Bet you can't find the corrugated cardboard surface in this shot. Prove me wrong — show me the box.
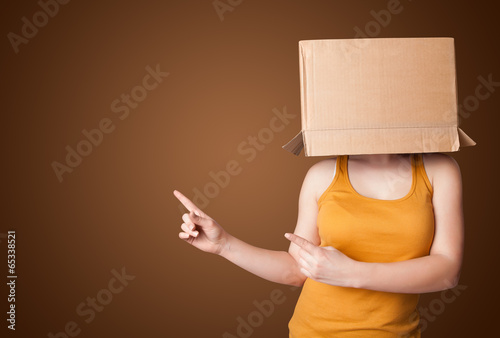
[283,37,476,156]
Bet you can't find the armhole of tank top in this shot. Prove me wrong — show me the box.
[418,153,434,197]
[317,156,341,205]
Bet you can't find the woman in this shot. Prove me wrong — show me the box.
[174,152,464,337]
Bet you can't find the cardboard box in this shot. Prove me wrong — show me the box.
[282,37,476,156]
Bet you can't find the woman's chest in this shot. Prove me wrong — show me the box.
[317,197,435,262]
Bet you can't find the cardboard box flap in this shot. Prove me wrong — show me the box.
[282,130,304,156]
[458,127,476,147]
[283,126,476,156]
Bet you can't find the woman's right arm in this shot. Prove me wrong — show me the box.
[174,160,329,287]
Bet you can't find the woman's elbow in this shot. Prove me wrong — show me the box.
[283,265,307,287]
[446,269,462,289]
[289,275,307,287]
[439,257,462,290]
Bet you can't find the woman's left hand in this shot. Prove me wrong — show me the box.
[285,233,359,288]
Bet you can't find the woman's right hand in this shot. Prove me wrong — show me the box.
[173,190,228,255]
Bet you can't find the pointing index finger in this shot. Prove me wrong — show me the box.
[285,233,317,253]
[173,190,203,217]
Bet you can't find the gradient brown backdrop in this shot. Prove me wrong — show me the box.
[1,0,498,337]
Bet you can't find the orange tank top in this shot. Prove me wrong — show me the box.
[288,153,435,337]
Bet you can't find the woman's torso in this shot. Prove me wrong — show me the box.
[288,153,435,337]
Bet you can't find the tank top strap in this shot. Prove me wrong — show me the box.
[318,156,348,204]
[414,153,434,196]
[337,155,349,185]
[339,154,348,174]
[337,155,350,184]
[325,155,361,192]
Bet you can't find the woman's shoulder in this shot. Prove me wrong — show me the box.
[306,157,339,177]
[421,153,461,188]
[303,157,339,200]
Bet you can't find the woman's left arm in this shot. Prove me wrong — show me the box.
[285,154,465,294]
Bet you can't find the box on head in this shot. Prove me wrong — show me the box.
[282,37,476,156]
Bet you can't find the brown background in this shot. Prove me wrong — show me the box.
[1,0,498,337]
